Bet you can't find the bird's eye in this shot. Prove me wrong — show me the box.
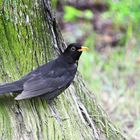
[71,47,76,51]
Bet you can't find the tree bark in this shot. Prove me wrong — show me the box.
[0,0,125,140]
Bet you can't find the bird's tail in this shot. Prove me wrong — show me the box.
[0,82,22,94]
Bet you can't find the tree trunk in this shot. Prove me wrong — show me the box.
[0,0,125,139]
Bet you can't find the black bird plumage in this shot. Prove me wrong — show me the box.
[0,43,88,100]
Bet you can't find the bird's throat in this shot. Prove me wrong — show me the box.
[63,55,78,64]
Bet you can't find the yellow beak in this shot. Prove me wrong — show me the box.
[77,46,88,52]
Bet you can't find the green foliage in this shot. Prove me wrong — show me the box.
[51,0,58,9]
[64,6,93,21]
[104,0,140,27]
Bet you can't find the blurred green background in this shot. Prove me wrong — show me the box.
[53,0,140,139]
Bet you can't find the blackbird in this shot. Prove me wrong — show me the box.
[0,43,88,100]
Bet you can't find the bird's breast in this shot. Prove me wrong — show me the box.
[67,63,77,75]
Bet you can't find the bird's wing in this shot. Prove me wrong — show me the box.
[15,72,74,100]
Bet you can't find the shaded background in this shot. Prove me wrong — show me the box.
[52,0,140,139]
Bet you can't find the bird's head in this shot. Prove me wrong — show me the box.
[63,43,88,63]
